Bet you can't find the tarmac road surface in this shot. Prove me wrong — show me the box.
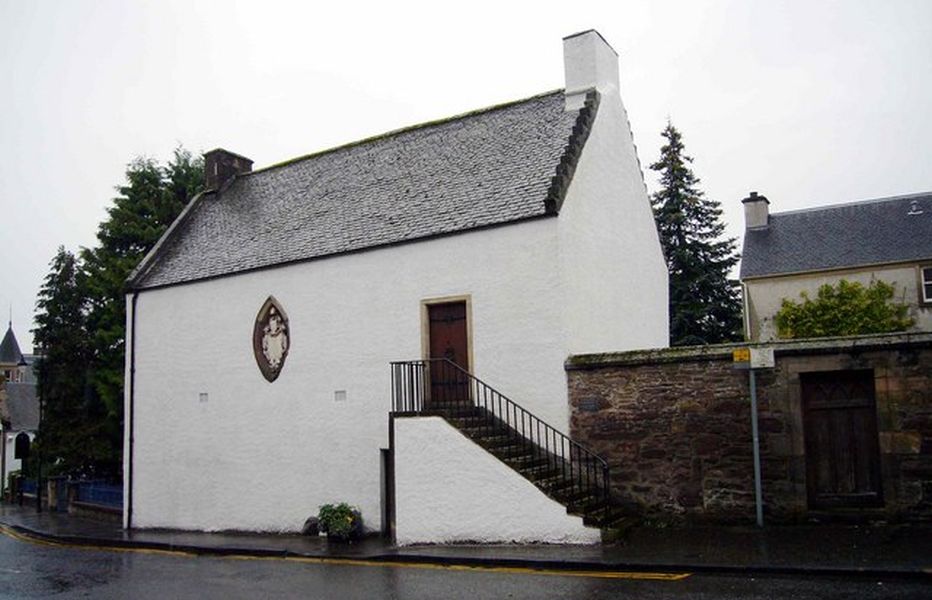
[1,532,930,599]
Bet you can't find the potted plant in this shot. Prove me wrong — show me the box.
[317,503,364,542]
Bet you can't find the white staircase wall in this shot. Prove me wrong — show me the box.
[393,416,601,545]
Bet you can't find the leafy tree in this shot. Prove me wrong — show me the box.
[775,279,914,339]
[650,122,742,345]
[32,247,100,474]
[79,148,203,475]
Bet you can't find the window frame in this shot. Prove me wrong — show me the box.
[920,265,932,305]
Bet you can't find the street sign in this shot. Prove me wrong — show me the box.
[733,347,774,370]
[733,348,751,369]
[750,347,775,369]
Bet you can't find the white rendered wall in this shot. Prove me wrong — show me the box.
[557,87,669,355]
[128,218,573,532]
[744,264,932,341]
[393,417,600,545]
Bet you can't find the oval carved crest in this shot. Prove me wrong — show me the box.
[253,296,290,382]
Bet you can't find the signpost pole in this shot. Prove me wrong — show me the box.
[749,369,764,527]
[733,346,770,528]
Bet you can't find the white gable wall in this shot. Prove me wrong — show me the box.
[128,217,572,532]
[557,92,669,354]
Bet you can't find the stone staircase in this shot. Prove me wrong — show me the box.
[424,399,632,534]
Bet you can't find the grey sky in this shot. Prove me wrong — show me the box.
[2,0,930,351]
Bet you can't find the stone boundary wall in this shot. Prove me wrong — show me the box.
[566,332,932,524]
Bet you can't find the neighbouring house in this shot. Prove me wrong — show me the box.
[124,31,667,543]
[0,322,39,494]
[0,382,39,493]
[740,191,932,342]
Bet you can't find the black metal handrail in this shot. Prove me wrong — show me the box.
[390,359,610,509]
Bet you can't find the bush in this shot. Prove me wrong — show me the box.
[775,279,914,339]
[317,503,363,541]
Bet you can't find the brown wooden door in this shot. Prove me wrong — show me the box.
[801,369,882,509]
[427,301,469,406]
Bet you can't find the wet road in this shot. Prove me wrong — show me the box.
[0,533,929,599]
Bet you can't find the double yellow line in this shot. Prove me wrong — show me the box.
[0,524,690,581]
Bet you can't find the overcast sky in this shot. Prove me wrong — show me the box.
[2,0,930,351]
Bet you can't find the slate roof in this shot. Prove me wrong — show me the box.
[131,90,598,290]
[0,324,23,365]
[4,383,38,431]
[741,192,932,279]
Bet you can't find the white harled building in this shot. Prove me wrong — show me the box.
[124,31,667,544]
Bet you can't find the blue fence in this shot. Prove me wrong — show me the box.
[20,479,37,495]
[74,481,123,508]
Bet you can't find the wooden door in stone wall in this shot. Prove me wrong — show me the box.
[427,301,469,406]
[801,369,882,509]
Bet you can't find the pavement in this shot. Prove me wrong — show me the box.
[1,504,931,580]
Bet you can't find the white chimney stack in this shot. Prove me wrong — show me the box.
[742,191,770,229]
[563,30,619,110]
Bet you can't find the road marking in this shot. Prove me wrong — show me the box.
[227,554,691,580]
[0,525,690,581]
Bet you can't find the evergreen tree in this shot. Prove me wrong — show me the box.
[650,122,742,345]
[79,147,203,474]
[32,247,99,474]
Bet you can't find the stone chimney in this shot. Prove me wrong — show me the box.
[563,30,619,111]
[204,148,253,190]
[742,191,770,229]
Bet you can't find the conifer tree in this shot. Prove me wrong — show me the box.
[32,247,99,474]
[79,148,203,474]
[650,122,742,345]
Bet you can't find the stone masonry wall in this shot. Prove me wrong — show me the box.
[566,333,932,524]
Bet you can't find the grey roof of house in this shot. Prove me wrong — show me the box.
[130,90,598,290]
[0,325,23,365]
[740,192,932,279]
[4,383,38,431]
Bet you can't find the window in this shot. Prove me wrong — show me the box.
[923,266,932,304]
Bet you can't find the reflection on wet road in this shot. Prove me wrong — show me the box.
[0,530,926,599]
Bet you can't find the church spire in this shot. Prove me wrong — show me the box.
[0,320,23,365]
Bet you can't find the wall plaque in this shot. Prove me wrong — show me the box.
[253,296,290,382]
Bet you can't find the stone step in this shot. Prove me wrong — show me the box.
[460,424,511,440]
[534,474,581,495]
[503,453,551,470]
[447,415,497,429]
[471,434,516,451]
[486,443,538,461]
[567,495,606,515]
[579,504,613,524]
[588,508,635,532]
[477,433,526,450]
[520,464,568,481]
[426,404,484,418]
